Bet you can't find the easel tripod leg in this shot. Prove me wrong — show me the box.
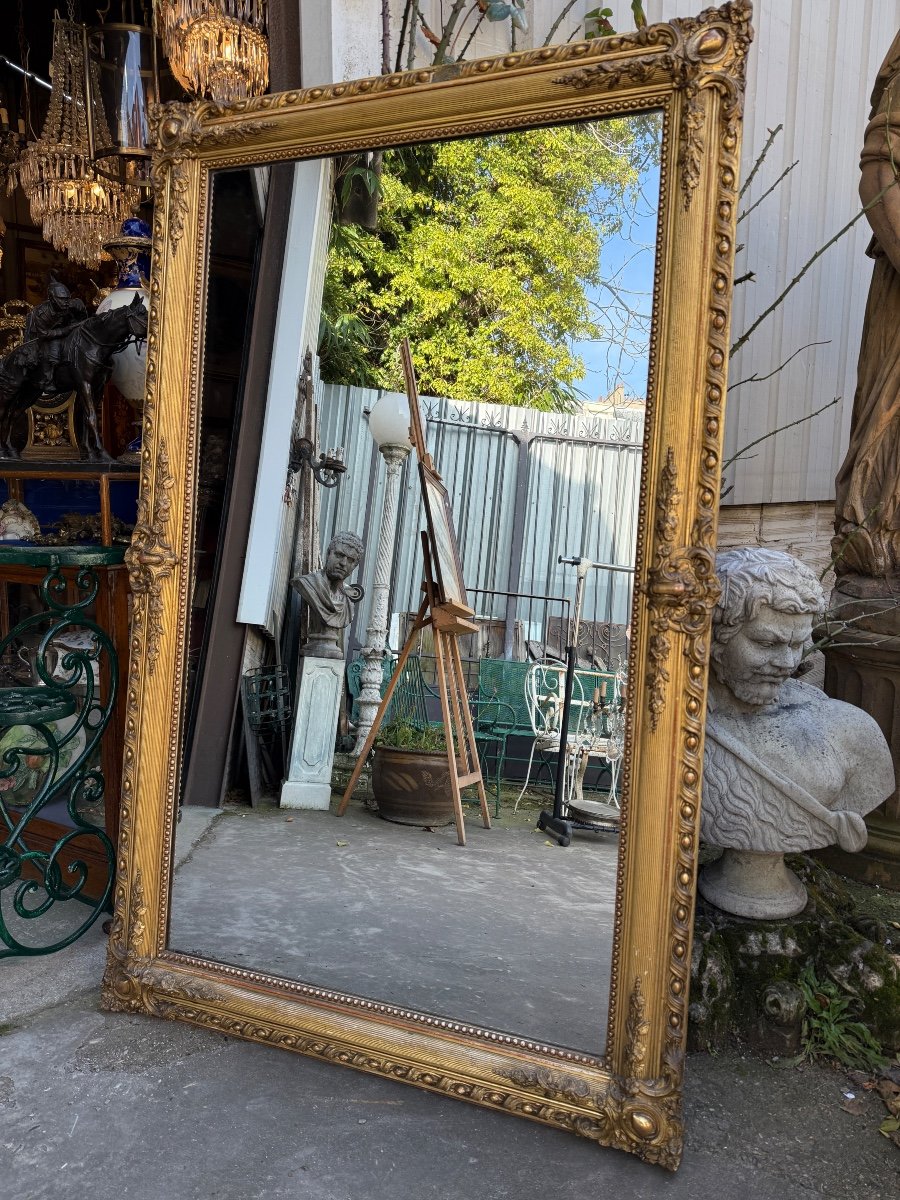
[433,628,467,846]
[449,634,490,829]
[337,603,427,816]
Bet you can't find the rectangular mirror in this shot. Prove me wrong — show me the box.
[102,3,751,1172]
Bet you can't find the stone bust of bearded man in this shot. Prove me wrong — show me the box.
[698,547,894,919]
[293,531,364,660]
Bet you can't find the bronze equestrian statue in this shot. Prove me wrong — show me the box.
[0,279,148,461]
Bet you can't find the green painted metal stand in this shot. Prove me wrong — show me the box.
[0,545,121,957]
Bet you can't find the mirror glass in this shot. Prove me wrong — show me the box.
[167,111,662,1057]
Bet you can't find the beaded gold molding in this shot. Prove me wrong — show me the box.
[105,2,751,1173]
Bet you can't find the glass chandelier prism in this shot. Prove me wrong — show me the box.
[16,18,139,268]
[155,0,269,104]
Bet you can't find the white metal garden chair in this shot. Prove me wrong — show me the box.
[513,663,587,812]
[568,666,626,819]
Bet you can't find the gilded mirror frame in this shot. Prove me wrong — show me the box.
[102,2,751,1171]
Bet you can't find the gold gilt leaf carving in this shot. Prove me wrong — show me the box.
[624,976,651,1079]
[554,0,752,207]
[101,868,152,1013]
[645,448,720,731]
[150,102,276,252]
[501,1062,680,1166]
[125,439,177,675]
[144,1000,643,1157]
[102,869,225,1013]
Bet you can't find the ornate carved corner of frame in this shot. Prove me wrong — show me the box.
[148,100,276,252]
[552,0,752,208]
[499,979,682,1169]
[101,867,225,1017]
[124,438,178,675]
[645,449,721,732]
[100,869,155,1014]
[614,976,683,1170]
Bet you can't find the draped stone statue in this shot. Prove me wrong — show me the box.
[827,29,900,884]
[833,30,900,579]
[699,549,894,919]
[293,531,364,660]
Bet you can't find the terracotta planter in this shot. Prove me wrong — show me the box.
[371,745,454,827]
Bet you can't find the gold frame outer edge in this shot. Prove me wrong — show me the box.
[102,2,752,1172]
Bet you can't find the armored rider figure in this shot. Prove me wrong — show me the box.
[24,277,88,346]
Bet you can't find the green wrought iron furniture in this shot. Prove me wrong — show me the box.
[348,652,516,815]
[467,692,517,815]
[0,545,121,957]
[346,654,395,724]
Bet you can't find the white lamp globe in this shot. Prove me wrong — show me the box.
[367,391,412,450]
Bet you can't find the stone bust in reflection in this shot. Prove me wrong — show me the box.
[699,548,894,919]
[293,532,365,660]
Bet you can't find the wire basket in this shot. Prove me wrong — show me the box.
[241,665,292,738]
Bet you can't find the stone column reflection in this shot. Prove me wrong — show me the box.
[354,442,410,753]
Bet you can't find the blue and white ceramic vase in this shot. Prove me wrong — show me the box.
[96,217,151,462]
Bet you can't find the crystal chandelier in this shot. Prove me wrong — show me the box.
[16,18,139,268]
[155,1,269,103]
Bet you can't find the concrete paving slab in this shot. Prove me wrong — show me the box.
[0,915,107,1024]
[168,804,619,1054]
[173,804,224,870]
[0,974,896,1200]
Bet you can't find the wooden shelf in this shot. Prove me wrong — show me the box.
[0,460,139,480]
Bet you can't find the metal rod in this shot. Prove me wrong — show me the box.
[558,555,635,575]
[504,434,531,659]
[0,54,52,91]
[552,644,577,822]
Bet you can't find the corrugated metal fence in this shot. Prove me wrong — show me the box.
[317,384,643,661]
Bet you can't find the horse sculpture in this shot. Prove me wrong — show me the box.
[0,293,148,461]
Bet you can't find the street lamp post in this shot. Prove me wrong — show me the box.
[353,392,412,754]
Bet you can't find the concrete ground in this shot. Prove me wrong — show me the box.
[168,803,618,1052]
[1,925,898,1200]
[2,803,898,1198]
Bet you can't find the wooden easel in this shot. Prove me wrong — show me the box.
[337,535,491,845]
[338,339,491,845]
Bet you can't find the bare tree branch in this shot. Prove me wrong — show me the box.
[727,339,831,392]
[737,160,798,224]
[458,7,487,60]
[395,0,414,72]
[381,0,391,74]
[739,123,783,199]
[407,3,422,69]
[432,0,469,63]
[730,180,899,356]
[543,0,580,46]
[721,396,840,472]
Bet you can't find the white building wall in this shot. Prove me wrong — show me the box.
[612,0,900,505]
[236,158,331,627]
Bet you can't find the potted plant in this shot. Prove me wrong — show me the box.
[371,721,455,827]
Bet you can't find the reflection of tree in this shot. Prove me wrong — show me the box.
[320,120,659,412]
[581,120,660,394]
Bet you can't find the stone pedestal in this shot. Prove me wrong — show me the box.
[690,856,900,1057]
[280,657,343,810]
[698,849,808,919]
[821,577,900,888]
